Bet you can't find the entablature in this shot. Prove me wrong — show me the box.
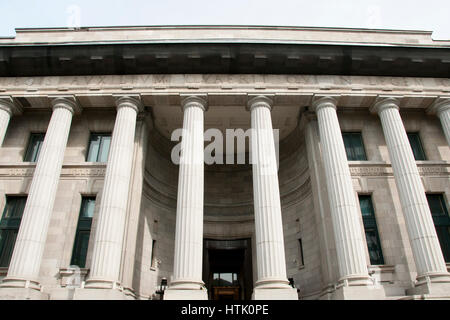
[2,74,449,141]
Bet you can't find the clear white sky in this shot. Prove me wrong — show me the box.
[1,0,449,39]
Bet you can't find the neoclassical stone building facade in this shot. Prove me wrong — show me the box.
[0,26,448,300]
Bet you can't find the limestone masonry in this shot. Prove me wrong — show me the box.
[0,26,448,300]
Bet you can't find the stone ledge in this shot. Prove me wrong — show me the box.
[0,287,49,300]
[163,288,208,300]
[349,161,450,177]
[0,163,107,178]
[58,267,89,288]
[368,265,396,285]
[0,267,7,283]
[252,287,298,300]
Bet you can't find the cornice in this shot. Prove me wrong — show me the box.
[0,75,447,113]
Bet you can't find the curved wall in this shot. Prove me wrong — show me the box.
[136,124,320,298]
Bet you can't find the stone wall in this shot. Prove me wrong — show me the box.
[0,103,448,299]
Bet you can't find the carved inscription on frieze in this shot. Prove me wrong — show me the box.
[0,75,448,91]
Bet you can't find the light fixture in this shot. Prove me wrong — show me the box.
[155,277,168,300]
[288,277,295,288]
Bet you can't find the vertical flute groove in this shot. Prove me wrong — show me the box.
[375,100,448,278]
[4,103,74,286]
[87,100,138,287]
[171,99,205,289]
[313,98,370,283]
[0,107,11,147]
[250,99,290,288]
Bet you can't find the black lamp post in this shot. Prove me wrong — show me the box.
[288,277,301,294]
[288,277,295,288]
[155,277,168,300]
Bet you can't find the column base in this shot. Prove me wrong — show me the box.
[163,288,208,300]
[0,277,41,290]
[71,287,133,300]
[0,287,48,300]
[337,274,375,287]
[327,275,386,299]
[49,288,77,300]
[331,285,386,300]
[406,273,450,298]
[252,287,298,300]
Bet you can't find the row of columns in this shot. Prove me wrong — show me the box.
[0,93,449,297]
[312,97,372,286]
[373,98,449,284]
[0,95,142,294]
[312,96,450,290]
[169,97,206,294]
[2,97,80,290]
[165,95,296,299]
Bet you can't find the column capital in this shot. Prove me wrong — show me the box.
[114,95,143,113]
[310,95,339,112]
[370,96,401,114]
[50,96,82,115]
[427,97,450,116]
[246,95,273,112]
[0,96,23,116]
[181,95,208,112]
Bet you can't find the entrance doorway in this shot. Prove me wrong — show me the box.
[203,239,253,300]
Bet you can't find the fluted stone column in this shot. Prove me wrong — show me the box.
[164,96,207,300]
[0,97,22,147]
[372,98,450,290]
[312,97,372,287]
[85,96,142,292]
[248,96,297,300]
[1,97,79,292]
[429,98,450,146]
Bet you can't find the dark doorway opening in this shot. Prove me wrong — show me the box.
[203,239,253,300]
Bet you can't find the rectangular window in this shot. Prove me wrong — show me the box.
[0,196,26,267]
[407,132,426,161]
[358,195,385,265]
[70,197,95,268]
[150,239,156,268]
[24,133,45,162]
[426,194,450,262]
[342,132,367,161]
[86,133,112,162]
[298,238,304,267]
[212,272,238,287]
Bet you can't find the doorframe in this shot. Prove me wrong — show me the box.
[203,238,253,300]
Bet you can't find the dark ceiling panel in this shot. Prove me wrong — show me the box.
[0,43,449,77]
